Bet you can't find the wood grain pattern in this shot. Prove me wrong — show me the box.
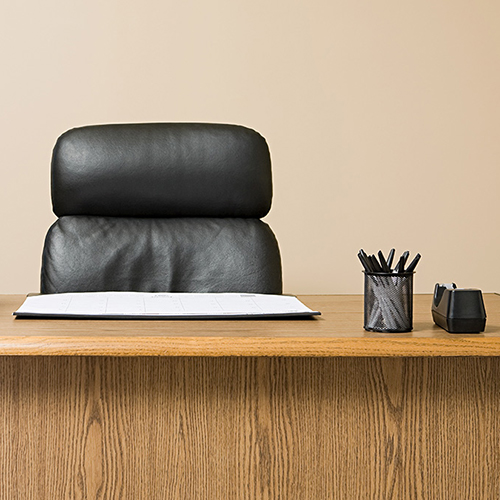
[1,356,499,499]
[1,294,500,356]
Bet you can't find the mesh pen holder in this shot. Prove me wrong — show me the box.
[364,272,414,333]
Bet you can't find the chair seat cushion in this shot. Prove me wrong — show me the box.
[41,216,282,294]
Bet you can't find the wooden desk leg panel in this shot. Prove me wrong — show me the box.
[0,357,499,499]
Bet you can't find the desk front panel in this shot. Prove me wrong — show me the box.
[1,356,499,499]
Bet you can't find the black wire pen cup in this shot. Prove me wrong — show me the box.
[364,272,414,332]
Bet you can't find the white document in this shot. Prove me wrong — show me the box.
[13,292,320,319]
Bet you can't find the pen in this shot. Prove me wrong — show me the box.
[394,255,405,273]
[405,253,421,273]
[386,248,396,270]
[359,249,370,263]
[359,249,376,272]
[357,252,372,272]
[378,250,390,273]
[369,255,383,273]
[400,251,410,270]
[358,249,373,271]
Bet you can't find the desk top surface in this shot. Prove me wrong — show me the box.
[1,294,500,356]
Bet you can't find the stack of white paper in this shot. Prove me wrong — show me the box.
[14,292,321,319]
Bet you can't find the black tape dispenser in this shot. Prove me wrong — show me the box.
[432,283,486,333]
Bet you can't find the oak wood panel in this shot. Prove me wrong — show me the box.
[1,356,499,499]
[1,294,500,356]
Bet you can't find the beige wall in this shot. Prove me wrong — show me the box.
[1,1,499,295]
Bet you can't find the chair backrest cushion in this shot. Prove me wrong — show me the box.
[51,123,273,218]
[41,216,282,294]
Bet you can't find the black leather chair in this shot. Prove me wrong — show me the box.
[40,123,282,294]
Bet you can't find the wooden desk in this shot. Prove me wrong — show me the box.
[1,294,500,498]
